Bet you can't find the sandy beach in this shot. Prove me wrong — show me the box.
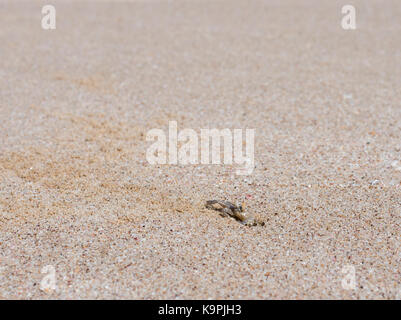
[0,0,400,299]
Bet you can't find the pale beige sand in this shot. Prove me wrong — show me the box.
[0,0,400,299]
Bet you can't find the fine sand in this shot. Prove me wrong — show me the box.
[0,0,400,299]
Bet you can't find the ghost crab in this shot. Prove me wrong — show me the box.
[205,200,265,227]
